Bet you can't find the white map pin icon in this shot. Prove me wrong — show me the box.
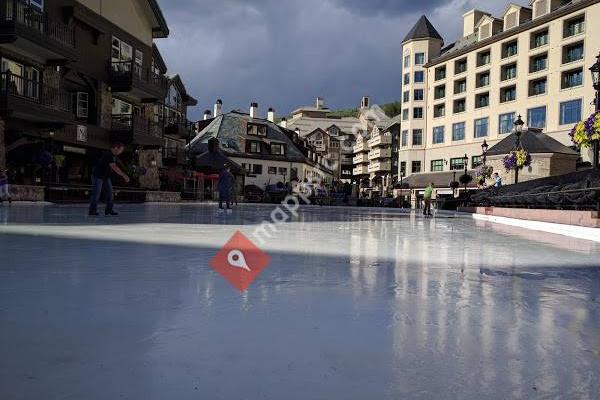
[227,250,251,272]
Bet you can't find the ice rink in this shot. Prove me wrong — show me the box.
[0,204,599,399]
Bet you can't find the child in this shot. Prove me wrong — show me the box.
[0,168,12,204]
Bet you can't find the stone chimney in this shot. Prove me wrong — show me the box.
[250,102,258,119]
[267,107,276,122]
[280,117,287,129]
[361,96,370,109]
[316,97,324,110]
[203,110,212,120]
[214,99,223,116]
[295,127,301,137]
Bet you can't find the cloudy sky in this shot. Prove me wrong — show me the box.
[156,0,526,120]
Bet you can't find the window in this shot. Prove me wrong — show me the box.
[111,36,132,71]
[271,143,285,155]
[403,91,410,102]
[528,106,546,128]
[402,109,409,120]
[502,40,518,58]
[453,98,466,114]
[452,122,465,141]
[561,68,583,89]
[411,161,421,173]
[559,99,582,125]
[564,15,585,38]
[404,54,411,68]
[499,112,516,134]
[415,53,425,65]
[413,107,423,119]
[76,92,89,118]
[247,123,267,136]
[476,71,490,88]
[455,58,467,74]
[431,160,444,172]
[529,77,547,96]
[530,53,547,73]
[248,141,261,153]
[401,130,408,147]
[450,158,465,171]
[531,29,549,48]
[474,117,489,138]
[434,85,446,100]
[134,49,143,78]
[412,129,423,146]
[400,162,407,175]
[505,12,517,30]
[414,89,424,101]
[563,41,584,64]
[475,92,489,108]
[251,164,263,175]
[111,98,132,119]
[500,86,516,103]
[477,50,491,67]
[501,63,517,81]
[278,167,288,176]
[432,126,445,144]
[268,166,277,174]
[454,79,467,94]
[403,73,410,85]
[434,104,445,118]
[471,156,483,168]
[414,71,424,83]
[435,66,446,80]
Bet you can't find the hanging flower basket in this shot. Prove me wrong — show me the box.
[449,181,460,190]
[459,173,473,185]
[475,165,493,184]
[569,112,600,148]
[502,149,531,171]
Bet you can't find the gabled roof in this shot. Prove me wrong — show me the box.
[168,74,198,106]
[487,129,579,156]
[402,15,443,43]
[152,43,167,74]
[147,0,169,38]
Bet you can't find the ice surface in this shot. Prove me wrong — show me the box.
[0,204,599,399]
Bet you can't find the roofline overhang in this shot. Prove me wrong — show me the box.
[147,0,170,38]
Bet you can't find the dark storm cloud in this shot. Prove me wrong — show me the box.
[155,0,517,120]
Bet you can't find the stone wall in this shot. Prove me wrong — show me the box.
[98,83,112,130]
[137,149,160,189]
[145,191,182,202]
[6,185,46,201]
[488,153,578,185]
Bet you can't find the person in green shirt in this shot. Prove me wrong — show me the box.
[423,182,434,216]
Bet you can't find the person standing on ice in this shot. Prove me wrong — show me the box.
[88,142,130,216]
[423,182,434,216]
[0,168,12,204]
[218,164,234,213]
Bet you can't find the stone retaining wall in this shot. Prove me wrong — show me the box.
[145,191,182,203]
[6,185,46,202]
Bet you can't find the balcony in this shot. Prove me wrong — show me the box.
[164,119,191,139]
[353,153,369,164]
[353,165,369,176]
[111,114,163,148]
[368,135,392,147]
[368,161,392,173]
[0,0,77,62]
[368,148,392,160]
[0,72,74,123]
[353,141,369,153]
[109,61,168,102]
[162,147,187,166]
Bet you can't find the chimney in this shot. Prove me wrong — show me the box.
[213,99,223,116]
[316,97,324,110]
[463,9,489,37]
[250,102,258,119]
[203,110,212,120]
[295,127,301,137]
[279,117,287,129]
[267,107,275,122]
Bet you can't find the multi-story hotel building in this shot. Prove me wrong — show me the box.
[399,0,600,182]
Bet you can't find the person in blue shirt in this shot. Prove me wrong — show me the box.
[492,172,503,188]
[89,143,130,216]
[0,168,12,204]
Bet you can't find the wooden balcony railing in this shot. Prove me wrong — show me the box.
[1,71,73,113]
[0,0,75,48]
[109,61,168,95]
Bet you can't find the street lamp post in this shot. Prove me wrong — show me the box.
[462,153,469,192]
[481,140,489,165]
[513,114,525,184]
[590,52,600,168]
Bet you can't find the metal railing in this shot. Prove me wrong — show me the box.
[110,61,167,92]
[0,72,73,112]
[0,0,75,47]
[473,186,600,211]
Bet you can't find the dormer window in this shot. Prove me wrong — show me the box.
[247,123,267,136]
[247,141,261,153]
[270,143,285,155]
[504,12,517,30]
[479,23,491,40]
[533,0,549,19]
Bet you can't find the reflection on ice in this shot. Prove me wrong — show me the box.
[0,204,599,399]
